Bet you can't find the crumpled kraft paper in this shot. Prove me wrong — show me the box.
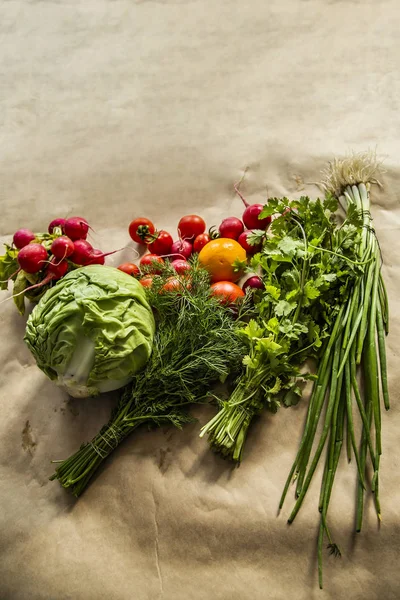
[0,1,399,599]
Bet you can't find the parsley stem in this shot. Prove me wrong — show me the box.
[308,245,373,267]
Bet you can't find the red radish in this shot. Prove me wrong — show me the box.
[171,259,191,274]
[242,203,271,230]
[17,244,48,274]
[242,275,263,292]
[13,229,36,250]
[64,217,89,241]
[71,240,93,265]
[50,236,75,259]
[238,230,262,254]
[47,258,69,279]
[177,215,206,240]
[140,253,164,274]
[87,249,105,265]
[85,247,125,266]
[218,217,244,240]
[193,233,211,253]
[234,180,272,230]
[48,218,66,234]
[118,262,140,276]
[170,239,192,259]
[147,230,173,256]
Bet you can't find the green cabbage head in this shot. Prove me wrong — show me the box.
[24,265,155,398]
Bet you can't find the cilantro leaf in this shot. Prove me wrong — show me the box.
[265,285,280,300]
[275,300,296,317]
[278,236,302,257]
[266,317,279,335]
[246,229,266,247]
[304,280,320,300]
[323,193,339,212]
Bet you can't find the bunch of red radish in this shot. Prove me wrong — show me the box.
[11,217,111,294]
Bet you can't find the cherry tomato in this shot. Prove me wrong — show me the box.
[193,233,211,253]
[118,262,140,277]
[129,218,155,244]
[238,230,262,254]
[162,276,184,293]
[218,217,244,240]
[140,275,155,288]
[211,281,245,304]
[178,215,206,240]
[147,230,173,255]
[171,259,191,274]
[140,253,164,274]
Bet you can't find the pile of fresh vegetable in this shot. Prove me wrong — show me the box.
[0,152,390,588]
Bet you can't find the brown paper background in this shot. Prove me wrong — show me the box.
[1,1,399,599]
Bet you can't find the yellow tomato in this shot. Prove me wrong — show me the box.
[198,238,246,282]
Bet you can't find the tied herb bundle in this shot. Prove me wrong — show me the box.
[200,193,364,461]
[50,265,247,496]
[279,152,389,587]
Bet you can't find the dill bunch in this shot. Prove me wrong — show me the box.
[50,264,247,496]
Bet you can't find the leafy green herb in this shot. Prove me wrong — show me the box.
[201,194,364,462]
[50,264,247,496]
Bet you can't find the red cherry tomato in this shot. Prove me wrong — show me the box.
[162,276,184,293]
[238,230,262,254]
[118,262,140,277]
[218,217,244,240]
[140,253,164,273]
[140,275,154,288]
[147,230,173,255]
[193,233,211,253]
[129,218,156,244]
[178,215,206,240]
[210,281,245,304]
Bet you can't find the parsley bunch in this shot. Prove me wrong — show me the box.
[201,194,364,461]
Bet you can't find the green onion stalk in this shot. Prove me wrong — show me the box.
[279,152,390,588]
